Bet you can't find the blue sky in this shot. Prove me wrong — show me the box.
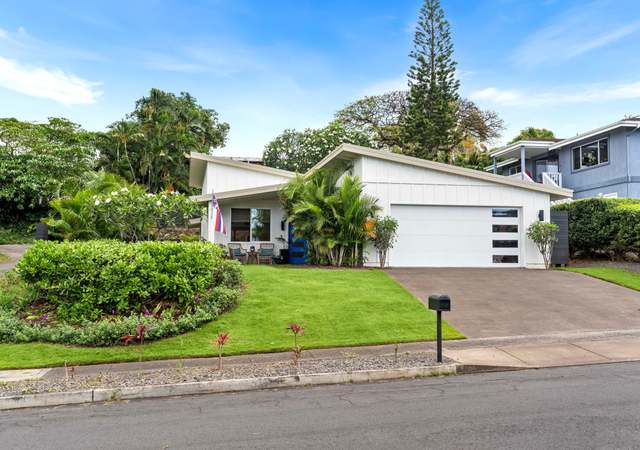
[1,0,639,156]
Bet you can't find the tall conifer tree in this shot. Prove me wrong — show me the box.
[403,0,460,159]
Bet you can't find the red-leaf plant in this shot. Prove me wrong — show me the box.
[287,323,305,370]
[212,332,230,371]
[120,323,146,346]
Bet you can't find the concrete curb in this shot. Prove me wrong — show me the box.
[0,363,457,411]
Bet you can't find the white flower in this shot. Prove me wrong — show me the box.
[146,193,154,197]
[111,191,118,196]
[92,195,97,199]
[156,200,162,206]
[120,187,128,192]
[95,199,101,206]
[105,198,112,204]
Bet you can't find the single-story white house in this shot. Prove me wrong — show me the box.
[189,144,573,268]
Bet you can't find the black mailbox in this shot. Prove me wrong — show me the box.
[428,294,451,312]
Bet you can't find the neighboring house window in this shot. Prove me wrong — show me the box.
[572,138,609,170]
[231,208,271,242]
[507,166,520,175]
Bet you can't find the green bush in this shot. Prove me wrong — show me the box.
[16,240,241,323]
[553,198,640,258]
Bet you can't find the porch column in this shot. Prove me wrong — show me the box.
[520,145,525,180]
[493,157,497,174]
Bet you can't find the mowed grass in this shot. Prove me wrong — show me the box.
[563,267,640,292]
[0,265,463,369]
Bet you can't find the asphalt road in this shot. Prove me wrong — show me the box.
[3,363,640,449]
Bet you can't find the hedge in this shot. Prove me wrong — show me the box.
[552,198,640,258]
[16,240,242,323]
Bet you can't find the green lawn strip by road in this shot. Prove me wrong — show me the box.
[0,265,463,369]
[562,267,640,292]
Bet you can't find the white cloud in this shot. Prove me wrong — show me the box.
[470,80,640,107]
[0,56,101,105]
[0,26,104,62]
[514,3,640,66]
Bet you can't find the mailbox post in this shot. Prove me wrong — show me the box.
[428,294,451,363]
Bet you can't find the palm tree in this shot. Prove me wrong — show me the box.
[282,169,379,267]
[109,120,142,182]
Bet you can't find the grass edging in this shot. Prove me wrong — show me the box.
[561,267,640,292]
[0,363,458,411]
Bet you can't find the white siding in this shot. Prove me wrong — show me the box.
[358,156,549,268]
[204,163,291,195]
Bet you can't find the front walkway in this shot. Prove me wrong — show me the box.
[0,244,29,272]
[386,268,640,338]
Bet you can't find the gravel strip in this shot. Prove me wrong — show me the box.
[0,352,450,397]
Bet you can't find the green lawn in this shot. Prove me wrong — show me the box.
[0,265,463,369]
[563,267,640,291]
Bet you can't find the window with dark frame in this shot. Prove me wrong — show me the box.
[231,208,271,242]
[493,255,518,264]
[493,240,518,248]
[572,138,609,171]
[492,208,518,218]
[492,224,518,233]
[231,208,251,242]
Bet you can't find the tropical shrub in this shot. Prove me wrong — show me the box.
[16,240,241,323]
[369,216,399,268]
[526,221,559,269]
[45,177,203,241]
[552,198,640,258]
[281,169,380,266]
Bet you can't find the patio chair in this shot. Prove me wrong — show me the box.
[228,243,247,264]
[258,243,275,264]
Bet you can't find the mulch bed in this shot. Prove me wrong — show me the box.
[0,352,450,397]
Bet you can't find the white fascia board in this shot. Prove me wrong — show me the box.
[483,158,518,172]
[489,141,553,158]
[549,120,640,150]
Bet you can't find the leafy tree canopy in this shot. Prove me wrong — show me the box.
[0,117,96,223]
[263,120,371,173]
[97,89,229,193]
[509,127,556,144]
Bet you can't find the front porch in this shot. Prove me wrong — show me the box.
[485,140,563,188]
[192,184,289,262]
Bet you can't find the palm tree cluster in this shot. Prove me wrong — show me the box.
[281,169,380,267]
[97,89,229,193]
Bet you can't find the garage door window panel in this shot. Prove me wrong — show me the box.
[492,208,518,218]
[493,240,518,248]
[493,255,519,264]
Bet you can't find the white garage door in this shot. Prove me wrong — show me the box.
[389,205,522,267]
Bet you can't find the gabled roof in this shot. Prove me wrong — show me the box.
[188,152,295,188]
[549,118,640,150]
[312,144,573,198]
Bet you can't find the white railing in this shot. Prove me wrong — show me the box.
[542,172,562,187]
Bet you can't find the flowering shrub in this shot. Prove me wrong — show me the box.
[46,181,203,242]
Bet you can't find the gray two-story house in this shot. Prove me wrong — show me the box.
[486,117,640,198]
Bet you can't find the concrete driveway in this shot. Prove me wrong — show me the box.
[386,268,640,339]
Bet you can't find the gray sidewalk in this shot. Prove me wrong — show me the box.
[4,329,640,383]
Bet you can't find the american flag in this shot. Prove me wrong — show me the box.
[211,194,226,234]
